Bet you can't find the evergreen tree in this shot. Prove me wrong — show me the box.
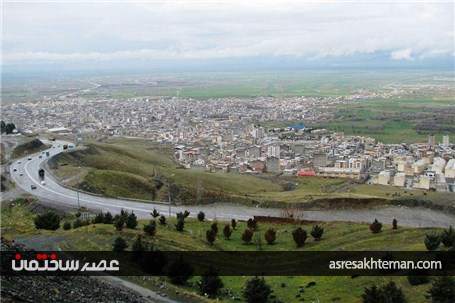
[114,216,125,231]
[175,217,185,231]
[369,219,382,234]
[198,267,224,298]
[34,211,61,231]
[103,212,114,224]
[242,276,272,303]
[159,215,166,225]
[132,235,149,258]
[392,218,398,230]
[112,236,128,251]
[0,120,5,133]
[264,228,276,245]
[223,224,232,240]
[197,211,205,221]
[73,218,83,229]
[292,227,308,247]
[247,218,258,231]
[441,225,455,248]
[362,285,384,303]
[381,281,407,303]
[168,257,194,285]
[407,268,429,286]
[427,276,455,303]
[143,220,157,236]
[92,212,104,224]
[242,228,254,244]
[310,225,324,241]
[63,221,72,230]
[151,208,160,218]
[211,221,218,235]
[206,229,216,245]
[231,219,237,230]
[424,233,441,251]
[126,212,138,229]
[183,210,190,218]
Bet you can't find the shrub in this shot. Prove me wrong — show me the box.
[310,225,324,241]
[126,212,138,229]
[264,228,276,245]
[247,218,258,231]
[427,276,455,303]
[143,220,157,236]
[132,235,149,254]
[441,225,455,248]
[362,281,406,303]
[73,218,83,229]
[223,224,232,240]
[392,218,398,230]
[424,233,441,251]
[407,269,429,286]
[159,215,166,225]
[34,211,61,231]
[175,217,185,232]
[168,257,194,285]
[242,228,254,244]
[114,216,125,231]
[197,211,205,222]
[63,221,72,230]
[211,221,218,235]
[103,212,114,224]
[151,208,160,219]
[112,236,128,252]
[231,219,237,230]
[243,276,272,303]
[92,212,104,224]
[183,210,190,218]
[206,230,216,245]
[369,219,382,234]
[292,227,308,247]
[198,267,224,298]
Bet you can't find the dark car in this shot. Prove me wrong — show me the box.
[30,184,37,190]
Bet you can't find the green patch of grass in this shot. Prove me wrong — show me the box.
[11,138,50,159]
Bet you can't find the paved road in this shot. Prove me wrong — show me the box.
[8,139,455,228]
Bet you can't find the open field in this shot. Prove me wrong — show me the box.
[2,199,451,303]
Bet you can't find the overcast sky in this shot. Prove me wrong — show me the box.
[3,1,454,70]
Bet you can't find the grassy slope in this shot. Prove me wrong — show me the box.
[2,200,448,303]
[11,138,50,159]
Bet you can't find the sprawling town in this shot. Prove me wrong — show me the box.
[3,90,454,193]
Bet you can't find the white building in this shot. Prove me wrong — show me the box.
[267,145,281,158]
[412,159,428,174]
[378,170,391,186]
[393,173,406,187]
[445,159,455,179]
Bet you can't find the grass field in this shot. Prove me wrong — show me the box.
[2,199,451,303]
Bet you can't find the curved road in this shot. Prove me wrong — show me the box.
[8,139,455,228]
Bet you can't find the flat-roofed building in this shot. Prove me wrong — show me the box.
[445,159,455,179]
[378,170,391,186]
[412,159,428,174]
[413,175,430,190]
[393,172,406,187]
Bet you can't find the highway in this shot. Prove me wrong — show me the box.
[8,139,455,227]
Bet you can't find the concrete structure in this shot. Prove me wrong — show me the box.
[316,167,363,180]
[267,145,281,158]
[413,175,430,190]
[435,173,447,192]
[445,159,455,179]
[393,172,406,187]
[428,133,436,149]
[442,135,450,147]
[313,153,328,167]
[431,157,446,174]
[266,157,280,173]
[378,170,391,185]
[412,159,428,174]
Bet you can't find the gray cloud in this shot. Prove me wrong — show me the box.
[3,1,454,64]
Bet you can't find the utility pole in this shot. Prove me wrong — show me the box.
[77,191,80,209]
[168,181,171,217]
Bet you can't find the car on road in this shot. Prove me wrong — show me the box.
[17,160,21,164]
[41,181,46,185]
[30,185,37,190]
[19,172,23,176]
[39,155,42,158]
[13,168,17,172]
[28,157,32,160]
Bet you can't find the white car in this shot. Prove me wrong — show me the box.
[17,160,21,164]
[41,181,46,185]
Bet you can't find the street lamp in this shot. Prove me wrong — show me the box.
[168,174,174,217]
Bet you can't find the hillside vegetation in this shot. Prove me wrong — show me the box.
[12,138,49,159]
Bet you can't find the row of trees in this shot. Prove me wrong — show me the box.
[424,225,455,251]
[0,120,16,134]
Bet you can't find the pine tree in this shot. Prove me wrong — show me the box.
[92,212,105,224]
[198,267,224,298]
[132,235,149,253]
[424,233,441,251]
[206,230,216,245]
[264,228,276,245]
[211,221,218,235]
[362,285,384,303]
[183,210,190,218]
[247,218,258,231]
[223,224,232,240]
[126,212,138,229]
[292,227,308,247]
[369,219,382,234]
[242,228,254,244]
[159,215,166,225]
[441,225,455,248]
[103,212,114,224]
[231,219,237,230]
[392,218,398,230]
[427,276,455,303]
[175,217,185,231]
[151,208,160,219]
[34,211,61,231]
[242,276,272,303]
[310,225,324,241]
[168,257,194,285]
[112,236,128,251]
[143,220,157,236]
[114,216,125,231]
[197,211,205,221]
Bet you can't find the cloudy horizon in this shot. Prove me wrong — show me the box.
[3,1,454,71]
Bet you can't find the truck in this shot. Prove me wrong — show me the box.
[38,168,45,180]
[46,151,50,157]
[63,144,68,150]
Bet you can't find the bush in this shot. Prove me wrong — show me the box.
[103,212,114,224]
[427,276,455,303]
[247,218,258,231]
[243,276,272,303]
[264,228,276,245]
[392,218,398,230]
[168,257,194,285]
[34,211,61,231]
[175,217,185,232]
[114,217,125,231]
[407,269,429,286]
[92,212,104,224]
[197,211,205,222]
[424,233,441,251]
[63,221,72,230]
[126,212,138,229]
[112,236,128,251]
[151,208,160,219]
[143,220,157,236]
[292,227,308,248]
[206,230,216,245]
[183,210,190,218]
[159,215,166,225]
[132,235,149,255]
[73,218,83,229]
[369,219,382,234]
[362,281,406,303]
[211,221,218,235]
[198,267,224,298]
[231,219,237,230]
[441,225,455,248]
[223,224,232,240]
[242,228,254,244]
[310,225,324,241]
